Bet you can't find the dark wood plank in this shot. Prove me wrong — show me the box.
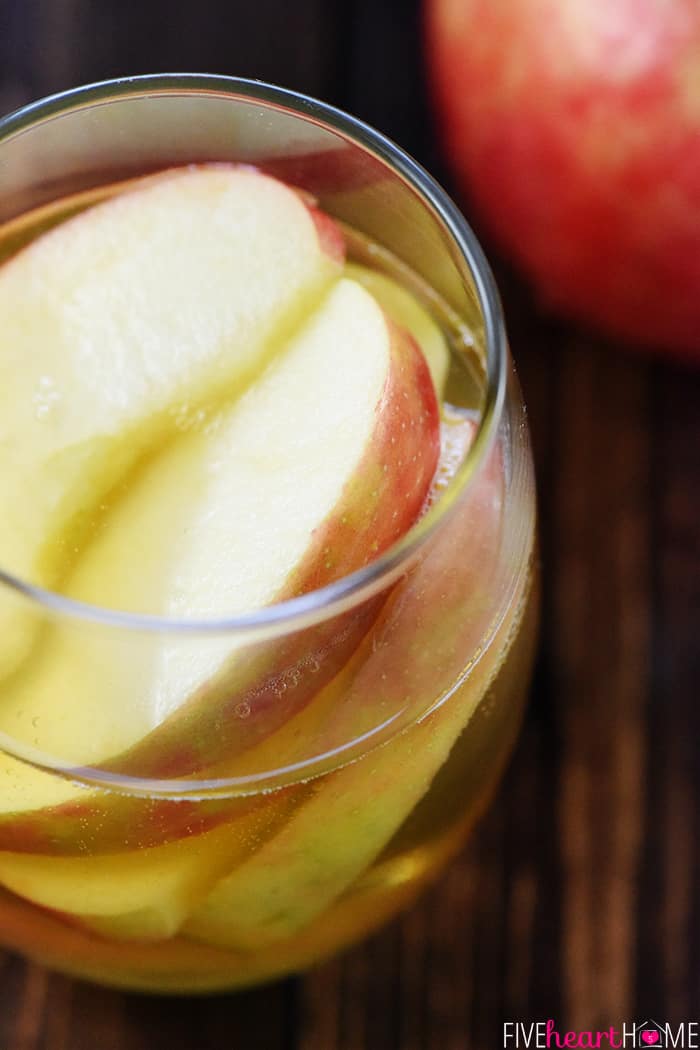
[549,338,652,1028]
[635,359,700,1021]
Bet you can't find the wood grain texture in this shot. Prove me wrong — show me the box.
[0,0,698,1046]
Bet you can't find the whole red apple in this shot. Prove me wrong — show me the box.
[425,0,700,359]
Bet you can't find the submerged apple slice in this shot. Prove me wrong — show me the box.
[0,165,343,677]
[182,419,515,951]
[0,789,298,941]
[0,277,440,851]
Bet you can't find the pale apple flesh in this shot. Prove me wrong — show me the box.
[0,278,439,852]
[0,164,344,678]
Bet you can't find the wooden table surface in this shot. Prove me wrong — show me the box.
[0,1,698,1047]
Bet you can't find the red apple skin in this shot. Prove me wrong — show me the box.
[425,0,700,359]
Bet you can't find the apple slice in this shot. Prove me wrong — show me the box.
[0,885,318,992]
[0,751,266,854]
[182,418,517,950]
[0,164,344,678]
[68,788,301,944]
[0,277,439,852]
[0,789,298,941]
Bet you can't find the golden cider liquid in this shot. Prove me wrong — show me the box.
[0,183,538,992]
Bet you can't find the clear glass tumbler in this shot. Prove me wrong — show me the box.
[0,75,538,992]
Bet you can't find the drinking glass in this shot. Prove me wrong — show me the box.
[0,75,537,992]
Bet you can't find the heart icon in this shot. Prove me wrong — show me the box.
[641,1033,659,1046]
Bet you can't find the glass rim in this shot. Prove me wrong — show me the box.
[0,72,508,641]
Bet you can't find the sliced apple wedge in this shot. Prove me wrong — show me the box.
[0,751,266,854]
[0,164,344,678]
[0,277,439,852]
[182,418,515,951]
[0,788,299,941]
